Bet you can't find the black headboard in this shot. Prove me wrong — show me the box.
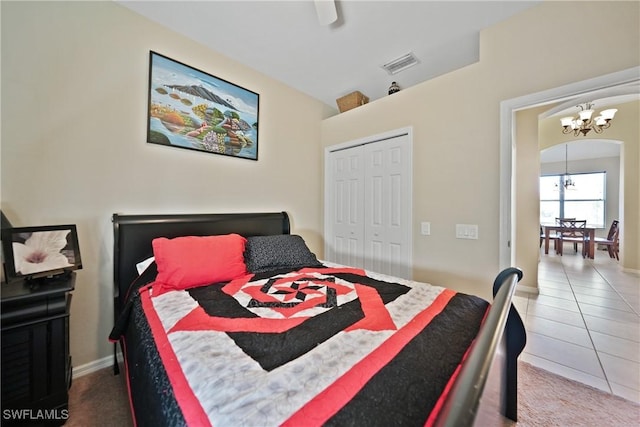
[112,212,290,318]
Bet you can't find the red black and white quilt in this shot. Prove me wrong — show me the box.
[132,265,489,426]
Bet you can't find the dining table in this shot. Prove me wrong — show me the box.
[543,224,597,259]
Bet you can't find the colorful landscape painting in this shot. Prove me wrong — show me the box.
[147,51,259,160]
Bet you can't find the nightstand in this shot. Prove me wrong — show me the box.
[1,273,74,426]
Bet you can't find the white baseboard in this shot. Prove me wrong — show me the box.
[72,351,123,379]
[622,267,640,276]
[517,284,539,295]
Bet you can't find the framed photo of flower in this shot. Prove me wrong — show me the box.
[1,224,82,281]
[147,51,259,160]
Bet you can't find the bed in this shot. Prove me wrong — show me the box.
[109,212,526,427]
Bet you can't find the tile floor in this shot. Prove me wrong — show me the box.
[513,246,640,404]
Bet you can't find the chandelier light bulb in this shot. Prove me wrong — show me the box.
[565,176,574,188]
[600,108,617,120]
[561,117,573,127]
[578,109,593,122]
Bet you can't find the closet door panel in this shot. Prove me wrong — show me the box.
[363,136,411,278]
[328,148,365,268]
[364,143,384,273]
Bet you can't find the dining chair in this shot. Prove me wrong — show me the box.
[555,217,576,224]
[541,225,560,249]
[586,220,619,260]
[553,218,575,252]
[556,219,587,256]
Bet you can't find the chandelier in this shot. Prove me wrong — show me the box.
[560,102,617,137]
[557,144,575,190]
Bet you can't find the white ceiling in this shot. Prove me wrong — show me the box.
[116,0,540,110]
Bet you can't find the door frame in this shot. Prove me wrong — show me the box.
[324,126,414,278]
[499,66,639,271]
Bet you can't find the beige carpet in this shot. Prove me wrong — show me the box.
[66,362,639,426]
[66,367,133,427]
[509,362,639,427]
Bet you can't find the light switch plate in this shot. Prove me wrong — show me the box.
[456,224,478,240]
[421,222,431,235]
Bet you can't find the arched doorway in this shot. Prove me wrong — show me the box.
[499,67,639,288]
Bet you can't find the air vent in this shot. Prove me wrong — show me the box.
[382,52,420,75]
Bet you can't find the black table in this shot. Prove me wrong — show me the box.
[1,273,75,426]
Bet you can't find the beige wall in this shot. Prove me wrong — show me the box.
[321,1,639,298]
[514,106,548,290]
[1,1,328,367]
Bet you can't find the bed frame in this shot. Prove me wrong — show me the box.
[111,211,525,426]
[112,212,290,374]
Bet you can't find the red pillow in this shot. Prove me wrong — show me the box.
[152,234,247,292]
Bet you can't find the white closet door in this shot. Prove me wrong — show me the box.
[325,130,412,279]
[363,135,411,278]
[327,148,365,268]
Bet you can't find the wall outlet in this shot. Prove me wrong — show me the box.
[456,224,478,240]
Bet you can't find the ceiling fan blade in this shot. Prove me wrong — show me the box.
[314,0,337,25]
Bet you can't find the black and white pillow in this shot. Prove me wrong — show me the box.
[244,234,323,273]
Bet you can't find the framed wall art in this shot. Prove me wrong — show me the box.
[147,51,259,160]
[2,224,82,281]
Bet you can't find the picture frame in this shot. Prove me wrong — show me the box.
[1,224,82,281]
[147,51,259,160]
